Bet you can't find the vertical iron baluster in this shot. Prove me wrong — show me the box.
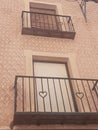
[29,77,31,112]
[22,11,24,28]
[26,12,28,28]
[55,15,58,31]
[51,15,54,31]
[47,78,52,112]
[47,14,50,31]
[53,78,59,112]
[41,78,46,112]
[39,13,42,29]
[35,13,37,28]
[70,18,75,32]
[67,16,71,32]
[14,76,18,113]
[64,79,72,112]
[88,81,98,111]
[59,79,66,112]
[34,78,39,112]
[44,14,46,30]
[71,19,74,32]
[69,79,78,112]
[81,80,91,112]
[68,18,72,32]
[30,12,32,28]
[33,77,36,112]
[76,80,80,92]
[58,16,63,32]
[42,14,45,30]
[39,13,41,29]
[22,77,24,112]
[63,16,66,31]
[76,80,85,112]
[56,16,59,32]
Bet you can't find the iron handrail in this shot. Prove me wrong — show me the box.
[15,75,98,81]
[22,11,71,18]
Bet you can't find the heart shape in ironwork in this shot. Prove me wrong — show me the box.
[39,91,47,98]
[76,92,84,99]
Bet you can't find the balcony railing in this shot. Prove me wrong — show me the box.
[13,76,98,126]
[21,11,76,39]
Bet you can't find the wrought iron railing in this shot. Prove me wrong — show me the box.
[21,11,76,39]
[14,76,98,113]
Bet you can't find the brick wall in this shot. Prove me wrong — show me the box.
[0,0,98,128]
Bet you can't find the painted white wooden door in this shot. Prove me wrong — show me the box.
[34,61,75,112]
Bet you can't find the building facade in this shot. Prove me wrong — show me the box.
[0,0,98,129]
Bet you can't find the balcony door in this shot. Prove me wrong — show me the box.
[33,61,76,112]
[30,3,60,31]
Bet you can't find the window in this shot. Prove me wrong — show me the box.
[30,2,61,31]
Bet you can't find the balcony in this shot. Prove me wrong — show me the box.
[13,76,98,126]
[21,11,76,39]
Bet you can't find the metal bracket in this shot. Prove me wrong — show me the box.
[80,0,87,22]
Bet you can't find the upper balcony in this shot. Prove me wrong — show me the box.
[21,11,76,39]
[13,76,98,126]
